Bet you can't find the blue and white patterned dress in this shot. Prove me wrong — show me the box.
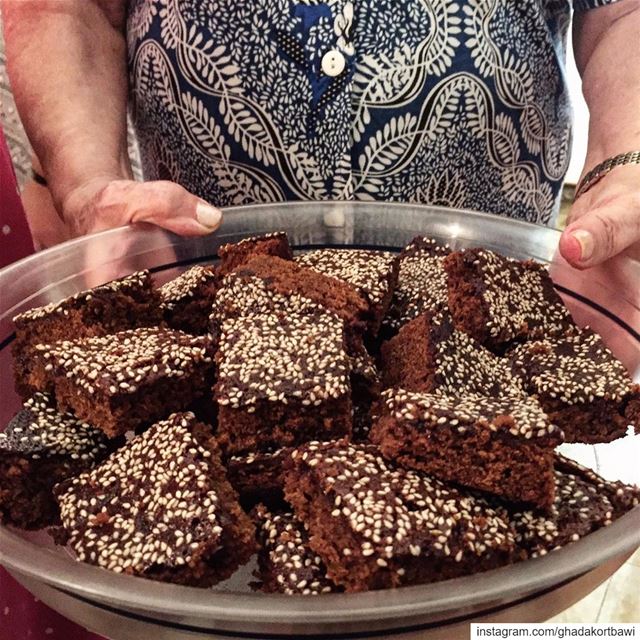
[127,0,618,225]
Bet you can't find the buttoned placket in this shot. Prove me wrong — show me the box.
[321,1,356,231]
[283,1,356,201]
[325,0,355,203]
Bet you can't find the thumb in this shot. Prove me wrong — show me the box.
[559,201,640,268]
[77,179,222,236]
[127,181,222,236]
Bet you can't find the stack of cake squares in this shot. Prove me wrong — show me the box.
[1,231,638,594]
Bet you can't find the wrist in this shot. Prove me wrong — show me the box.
[34,125,132,210]
[583,127,640,178]
[59,175,130,236]
[576,150,640,200]
[47,158,132,219]
[583,143,640,176]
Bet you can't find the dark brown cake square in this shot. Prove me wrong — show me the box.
[295,249,399,334]
[227,448,291,509]
[54,412,255,586]
[509,328,640,443]
[370,389,562,509]
[219,255,370,348]
[211,270,317,326]
[381,236,450,337]
[217,232,293,277]
[350,346,382,442]
[444,249,575,351]
[552,453,640,518]
[284,441,517,592]
[215,308,352,456]
[381,312,522,397]
[253,505,339,595]
[0,393,116,530]
[159,265,218,334]
[12,271,161,398]
[30,327,215,438]
[511,454,640,558]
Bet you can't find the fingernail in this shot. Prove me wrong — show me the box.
[570,229,594,262]
[196,202,222,229]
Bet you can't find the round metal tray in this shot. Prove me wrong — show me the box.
[0,202,638,640]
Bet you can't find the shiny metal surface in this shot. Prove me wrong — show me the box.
[0,202,639,639]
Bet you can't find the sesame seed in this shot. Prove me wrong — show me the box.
[56,413,225,577]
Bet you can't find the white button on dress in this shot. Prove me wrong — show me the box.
[321,49,346,77]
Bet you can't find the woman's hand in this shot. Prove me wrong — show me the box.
[5,3,221,239]
[61,176,223,237]
[559,164,640,269]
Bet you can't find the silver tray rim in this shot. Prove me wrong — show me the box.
[0,201,638,628]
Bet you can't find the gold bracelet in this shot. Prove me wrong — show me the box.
[574,150,640,200]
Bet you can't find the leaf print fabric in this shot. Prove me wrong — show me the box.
[127,0,621,225]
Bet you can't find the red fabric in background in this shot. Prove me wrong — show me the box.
[0,570,105,640]
[0,127,33,267]
[0,127,104,640]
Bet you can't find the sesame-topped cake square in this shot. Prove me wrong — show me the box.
[225,255,371,348]
[370,389,562,510]
[12,270,162,398]
[214,307,352,456]
[509,328,640,443]
[284,441,517,592]
[217,232,293,277]
[444,248,575,351]
[295,249,399,334]
[211,271,321,328]
[54,412,255,586]
[227,447,291,509]
[0,393,117,530]
[30,327,215,438]
[381,312,523,398]
[510,454,640,558]
[553,453,640,518]
[381,236,451,338]
[159,265,218,334]
[253,505,339,595]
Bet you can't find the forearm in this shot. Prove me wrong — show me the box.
[574,1,640,173]
[559,2,640,269]
[2,0,130,212]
